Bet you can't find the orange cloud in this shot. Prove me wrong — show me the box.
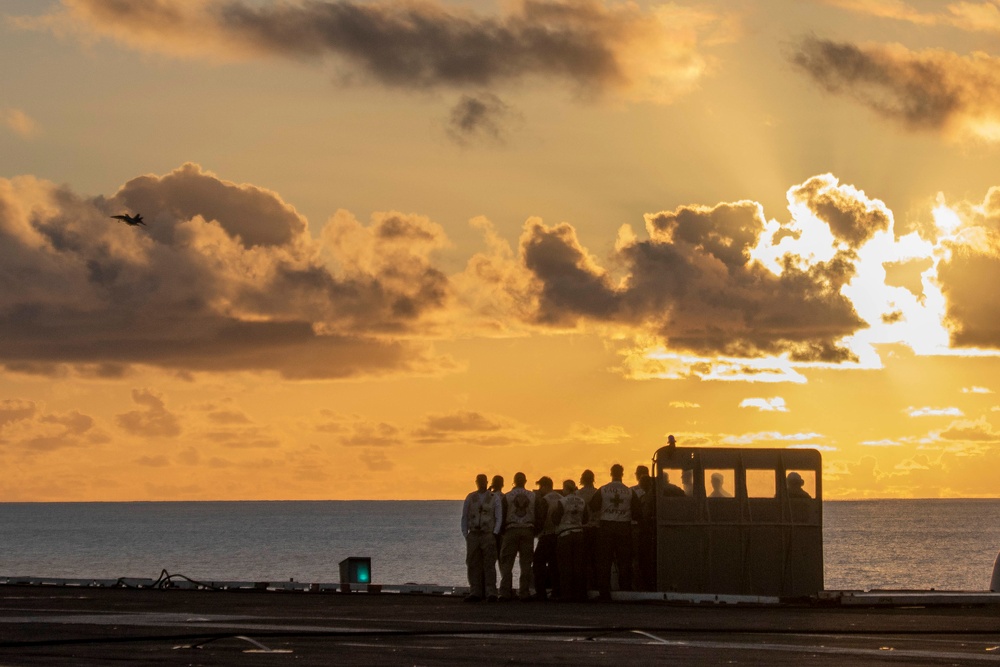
[2,108,41,139]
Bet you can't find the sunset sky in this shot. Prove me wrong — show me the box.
[3,0,1000,500]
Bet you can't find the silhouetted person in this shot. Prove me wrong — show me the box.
[630,464,650,588]
[660,471,686,497]
[786,472,811,499]
[666,434,677,452]
[590,463,638,600]
[576,469,600,592]
[636,474,656,591]
[681,469,694,496]
[490,475,507,555]
[461,473,502,602]
[532,476,562,600]
[498,472,537,600]
[552,479,589,601]
[709,472,733,498]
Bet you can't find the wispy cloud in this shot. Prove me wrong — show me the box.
[739,397,788,412]
[721,431,824,445]
[2,108,41,138]
[906,406,964,417]
[962,386,993,394]
[669,401,701,409]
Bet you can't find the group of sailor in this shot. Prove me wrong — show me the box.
[460,463,655,602]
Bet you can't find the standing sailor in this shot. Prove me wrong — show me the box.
[552,479,589,601]
[498,472,539,600]
[461,473,503,602]
[589,463,638,600]
[532,476,562,600]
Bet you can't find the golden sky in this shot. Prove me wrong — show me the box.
[3,0,1000,500]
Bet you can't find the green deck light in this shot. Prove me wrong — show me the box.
[339,557,372,586]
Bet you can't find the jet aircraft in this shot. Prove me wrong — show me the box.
[110,213,145,227]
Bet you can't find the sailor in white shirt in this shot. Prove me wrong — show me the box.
[461,473,503,602]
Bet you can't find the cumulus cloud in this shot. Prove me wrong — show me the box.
[789,36,1000,142]
[115,389,182,437]
[480,175,871,365]
[2,108,41,139]
[20,0,732,105]
[739,397,788,412]
[446,93,520,147]
[935,187,1000,347]
[0,163,454,379]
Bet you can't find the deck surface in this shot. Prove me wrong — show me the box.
[1,586,999,665]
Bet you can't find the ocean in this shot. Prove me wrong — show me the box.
[1,499,998,591]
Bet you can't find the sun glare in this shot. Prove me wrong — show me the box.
[932,195,962,236]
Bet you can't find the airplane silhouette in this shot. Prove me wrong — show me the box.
[110,213,145,227]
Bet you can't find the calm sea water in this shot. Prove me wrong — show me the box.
[0,499,998,591]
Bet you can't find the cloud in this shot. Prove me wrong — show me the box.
[936,188,1000,347]
[822,0,1000,33]
[2,108,41,139]
[720,430,825,445]
[0,163,455,379]
[739,397,788,412]
[0,399,37,426]
[115,389,182,437]
[446,93,520,147]
[22,0,733,105]
[962,386,993,393]
[19,410,107,452]
[669,401,700,409]
[789,36,1000,142]
[413,410,526,446]
[485,175,870,364]
[359,449,394,471]
[939,416,1000,441]
[906,406,963,417]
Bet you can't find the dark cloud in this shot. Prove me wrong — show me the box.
[789,36,1000,140]
[513,195,865,361]
[0,164,454,378]
[42,0,728,103]
[446,93,518,146]
[789,175,891,248]
[115,389,182,438]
